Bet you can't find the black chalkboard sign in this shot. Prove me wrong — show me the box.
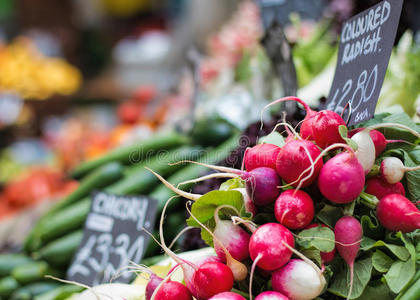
[257,0,326,29]
[326,0,403,126]
[67,192,157,286]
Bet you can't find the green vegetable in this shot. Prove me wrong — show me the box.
[150,133,240,212]
[191,118,235,147]
[49,162,124,214]
[328,256,373,299]
[0,254,32,277]
[29,146,202,251]
[71,131,189,178]
[0,276,19,297]
[35,230,83,267]
[186,190,250,247]
[11,261,61,285]
[296,226,335,253]
[34,285,83,300]
[10,282,60,299]
[31,199,91,251]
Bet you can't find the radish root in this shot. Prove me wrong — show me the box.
[249,254,262,300]
[145,167,201,201]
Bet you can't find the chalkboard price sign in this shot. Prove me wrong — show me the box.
[326,0,403,126]
[67,192,157,286]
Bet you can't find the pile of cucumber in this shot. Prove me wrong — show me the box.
[0,130,239,299]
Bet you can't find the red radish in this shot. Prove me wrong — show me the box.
[209,292,246,300]
[306,224,336,263]
[255,291,289,300]
[376,194,420,233]
[263,96,346,148]
[186,204,248,281]
[193,262,235,300]
[248,223,294,271]
[173,162,281,206]
[274,189,314,229]
[146,274,163,300]
[244,143,281,171]
[212,205,251,262]
[152,280,193,300]
[317,144,365,204]
[334,216,362,300]
[232,188,257,216]
[380,157,420,184]
[365,176,405,200]
[276,140,323,188]
[155,196,234,300]
[272,259,326,300]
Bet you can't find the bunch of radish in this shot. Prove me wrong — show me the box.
[146,97,420,299]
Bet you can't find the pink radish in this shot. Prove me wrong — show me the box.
[317,144,365,204]
[155,195,234,300]
[255,291,289,300]
[263,96,346,148]
[305,223,336,263]
[151,280,193,300]
[186,204,248,281]
[172,162,281,206]
[272,259,326,300]
[334,216,362,300]
[350,123,420,175]
[365,176,405,200]
[212,205,251,262]
[274,189,314,229]
[276,140,323,188]
[380,157,420,184]
[376,194,420,233]
[209,292,246,300]
[244,143,281,171]
[248,223,294,271]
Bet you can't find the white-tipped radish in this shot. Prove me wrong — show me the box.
[212,206,251,263]
[380,157,420,184]
[272,259,325,300]
[255,291,289,300]
[158,197,234,300]
[186,204,248,281]
[350,130,376,175]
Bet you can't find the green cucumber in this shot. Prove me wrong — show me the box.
[49,162,124,214]
[12,262,62,285]
[11,282,60,299]
[34,285,83,300]
[150,132,240,212]
[0,276,19,297]
[71,131,189,178]
[35,230,83,267]
[30,146,203,251]
[25,162,123,253]
[0,254,32,277]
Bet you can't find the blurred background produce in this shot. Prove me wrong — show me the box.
[0,0,419,299]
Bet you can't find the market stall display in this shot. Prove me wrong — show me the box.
[0,0,419,299]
